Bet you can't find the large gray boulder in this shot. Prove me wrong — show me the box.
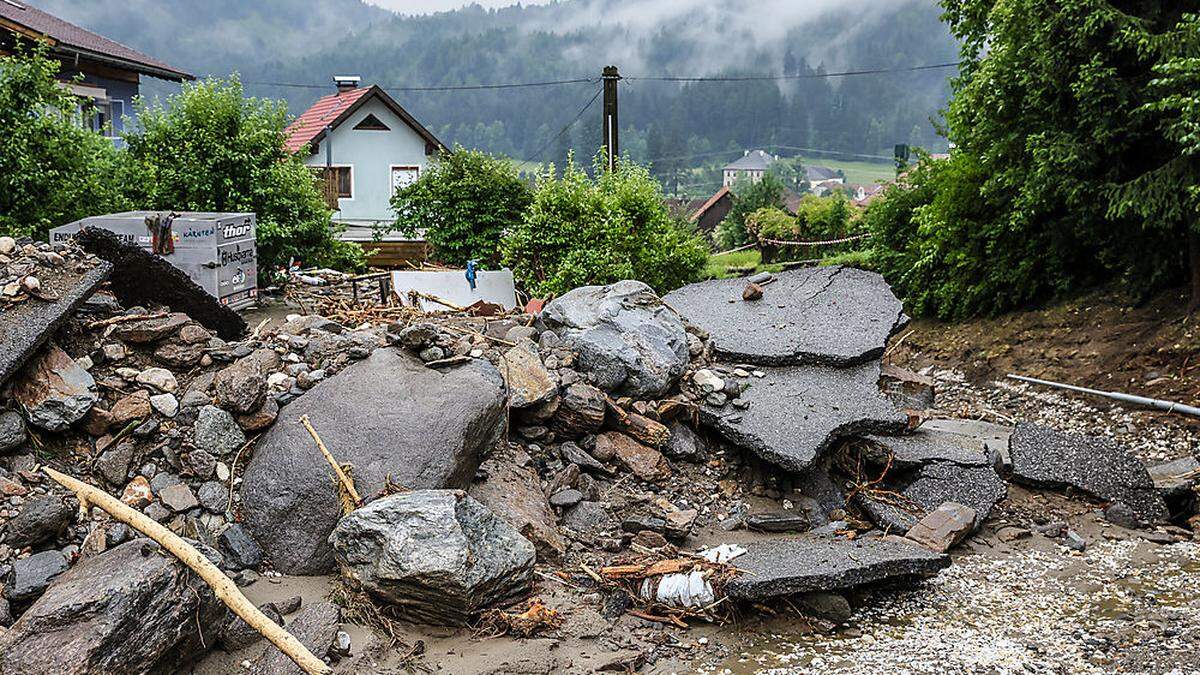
[725,535,949,601]
[700,361,906,472]
[10,343,97,432]
[664,266,906,366]
[329,490,535,626]
[241,348,506,574]
[1009,423,1168,524]
[0,539,227,674]
[542,280,688,398]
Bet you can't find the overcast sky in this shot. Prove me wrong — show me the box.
[364,0,549,13]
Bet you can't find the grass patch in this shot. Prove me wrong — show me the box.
[705,246,874,279]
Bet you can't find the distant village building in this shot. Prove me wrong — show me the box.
[722,150,777,186]
[804,165,844,185]
[285,77,445,265]
[0,1,192,143]
[688,186,734,234]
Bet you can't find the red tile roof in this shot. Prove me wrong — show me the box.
[283,86,373,153]
[284,85,445,157]
[0,1,191,81]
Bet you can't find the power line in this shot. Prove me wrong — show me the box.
[234,60,959,93]
[624,62,961,83]
[240,77,598,92]
[525,87,604,164]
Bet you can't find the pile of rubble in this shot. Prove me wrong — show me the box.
[0,234,1196,674]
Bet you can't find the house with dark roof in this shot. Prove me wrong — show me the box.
[723,150,776,186]
[0,1,192,142]
[285,76,445,242]
[804,165,844,184]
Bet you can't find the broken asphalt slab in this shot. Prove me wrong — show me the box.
[700,360,907,473]
[856,462,1007,533]
[862,426,995,469]
[1009,423,1168,524]
[664,266,907,366]
[0,262,110,389]
[725,535,949,601]
[75,227,246,340]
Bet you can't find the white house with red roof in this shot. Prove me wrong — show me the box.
[285,76,444,241]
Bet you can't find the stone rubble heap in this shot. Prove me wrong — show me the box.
[0,241,1195,674]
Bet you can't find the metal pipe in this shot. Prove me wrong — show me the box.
[1006,374,1200,418]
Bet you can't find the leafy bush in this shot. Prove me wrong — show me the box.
[0,48,129,240]
[898,0,1195,317]
[866,153,1082,319]
[123,76,364,280]
[714,173,786,250]
[387,146,531,267]
[501,154,708,297]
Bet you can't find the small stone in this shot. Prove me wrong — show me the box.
[693,369,725,392]
[1104,501,1143,530]
[904,502,977,552]
[742,282,763,301]
[215,462,231,482]
[0,236,15,254]
[9,550,68,601]
[219,524,265,570]
[1064,530,1088,552]
[596,432,672,482]
[183,450,217,479]
[120,476,153,508]
[102,343,126,362]
[110,391,153,426]
[159,484,199,512]
[135,368,178,393]
[418,346,446,363]
[193,406,247,456]
[0,410,27,453]
[549,489,583,507]
[96,442,135,486]
[149,393,180,418]
[6,495,75,548]
[236,397,279,432]
[197,481,229,513]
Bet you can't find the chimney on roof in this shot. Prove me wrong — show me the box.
[333,75,361,93]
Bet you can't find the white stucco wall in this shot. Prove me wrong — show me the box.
[303,96,431,225]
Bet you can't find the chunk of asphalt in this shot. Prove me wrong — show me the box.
[862,427,994,469]
[664,266,907,367]
[699,360,906,473]
[725,535,949,601]
[856,462,1007,533]
[0,262,110,389]
[1009,423,1167,524]
[75,227,246,340]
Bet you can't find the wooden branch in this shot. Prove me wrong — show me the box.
[86,312,170,330]
[299,415,361,511]
[41,467,331,675]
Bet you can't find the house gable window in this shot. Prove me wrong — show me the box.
[353,114,391,131]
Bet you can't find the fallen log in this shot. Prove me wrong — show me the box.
[41,467,332,675]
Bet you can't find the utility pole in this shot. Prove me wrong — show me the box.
[602,65,620,172]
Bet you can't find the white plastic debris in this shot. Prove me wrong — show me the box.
[637,544,749,609]
[698,543,747,564]
[639,570,715,609]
